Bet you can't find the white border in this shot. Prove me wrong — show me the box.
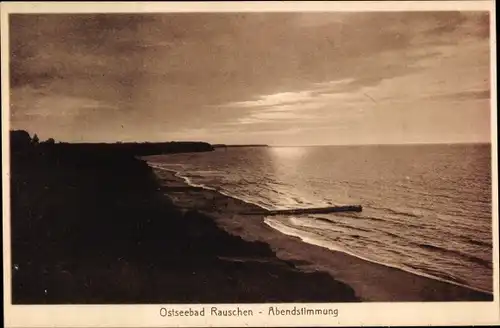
[2,1,499,327]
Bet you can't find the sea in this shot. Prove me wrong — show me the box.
[146,143,493,294]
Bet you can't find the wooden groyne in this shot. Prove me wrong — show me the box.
[242,205,362,216]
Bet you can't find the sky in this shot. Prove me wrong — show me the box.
[9,11,491,145]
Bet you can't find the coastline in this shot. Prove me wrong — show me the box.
[150,164,493,302]
[10,149,359,303]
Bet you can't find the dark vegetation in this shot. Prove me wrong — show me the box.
[10,130,359,304]
[11,130,214,157]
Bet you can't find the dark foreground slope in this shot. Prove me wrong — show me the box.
[10,141,359,304]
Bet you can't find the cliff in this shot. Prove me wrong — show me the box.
[9,130,359,303]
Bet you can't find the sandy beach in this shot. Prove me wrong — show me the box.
[10,148,359,303]
[151,166,493,302]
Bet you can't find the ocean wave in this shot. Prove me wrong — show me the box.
[404,263,469,286]
[367,205,423,218]
[271,216,490,290]
[462,236,492,247]
[264,217,493,295]
[287,216,372,236]
[149,163,274,211]
[355,214,423,229]
[416,243,492,268]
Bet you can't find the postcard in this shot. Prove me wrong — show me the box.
[2,1,498,327]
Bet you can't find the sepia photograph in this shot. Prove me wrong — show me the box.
[2,1,498,327]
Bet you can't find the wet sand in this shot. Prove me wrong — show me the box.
[151,166,493,302]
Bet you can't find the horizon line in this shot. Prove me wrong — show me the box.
[42,141,493,146]
[269,141,492,147]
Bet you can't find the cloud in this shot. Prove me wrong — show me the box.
[228,91,316,108]
[427,89,491,101]
[9,11,490,144]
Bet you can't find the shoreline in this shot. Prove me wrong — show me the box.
[149,164,493,302]
[10,149,360,303]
